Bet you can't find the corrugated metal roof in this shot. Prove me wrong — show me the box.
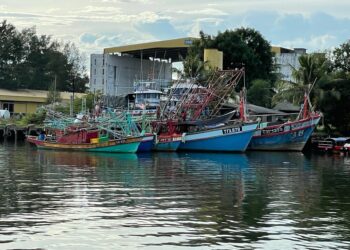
[223,103,288,115]
[273,101,300,112]
[103,37,197,62]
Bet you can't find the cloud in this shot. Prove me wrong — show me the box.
[95,35,123,47]
[175,8,228,16]
[74,6,121,14]
[2,0,350,74]
[80,33,99,44]
[97,0,151,3]
[279,35,337,51]
[135,19,181,40]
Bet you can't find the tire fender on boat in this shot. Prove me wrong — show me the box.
[181,133,186,143]
[154,133,158,144]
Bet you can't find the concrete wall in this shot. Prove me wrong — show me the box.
[0,101,38,114]
[90,54,105,94]
[13,103,38,114]
[90,54,172,96]
[274,49,306,82]
[204,49,223,70]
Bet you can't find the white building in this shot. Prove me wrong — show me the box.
[90,53,172,96]
[272,47,307,82]
[90,38,197,96]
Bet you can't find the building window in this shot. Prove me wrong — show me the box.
[94,79,96,85]
[94,59,96,65]
[94,69,96,75]
[2,102,14,114]
[102,68,104,75]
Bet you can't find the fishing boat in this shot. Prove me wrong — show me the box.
[154,70,249,152]
[249,94,321,151]
[154,134,182,151]
[179,122,258,152]
[316,137,350,154]
[137,134,154,152]
[27,128,142,153]
[27,135,142,153]
[152,120,182,151]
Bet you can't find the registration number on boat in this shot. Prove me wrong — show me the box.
[222,127,241,134]
[261,126,284,135]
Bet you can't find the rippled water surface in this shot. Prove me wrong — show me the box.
[1,142,350,249]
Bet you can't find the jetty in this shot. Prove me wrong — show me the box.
[0,124,41,141]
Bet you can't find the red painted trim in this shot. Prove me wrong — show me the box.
[253,124,316,139]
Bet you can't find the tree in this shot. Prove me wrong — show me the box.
[186,28,275,89]
[0,20,25,89]
[318,78,350,135]
[273,53,329,106]
[0,20,88,92]
[247,79,273,107]
[292,53,328,87]
[332,40,350,74]
[63,42,88,92]
[46,78,62,104]
[272,80,305,106]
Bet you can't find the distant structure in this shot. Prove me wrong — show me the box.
[0,89,85,115]
[90,37,223,97]
[272,47,307,82]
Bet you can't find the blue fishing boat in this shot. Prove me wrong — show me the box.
[153,134,182,151]
[179,123,258,152]
[137,134,154,152]
[248,90,322,151]
[249,114,321,151]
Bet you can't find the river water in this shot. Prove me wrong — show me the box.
[1,142,350,249]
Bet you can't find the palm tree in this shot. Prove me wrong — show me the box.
[272,53,329,106]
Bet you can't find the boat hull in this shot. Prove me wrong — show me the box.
[249,116,321,151]
[179,123,258,152]
[27,136,141,153]
[137,135,154,152]
[153,135,182,152]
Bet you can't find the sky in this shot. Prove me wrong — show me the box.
[1,0,349,69]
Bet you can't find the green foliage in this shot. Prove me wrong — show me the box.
[188,28,275,89]
[247,79,273,107]
[46,80,62,104]
[20,109,46,125]
[0,20,88,91]
[0,20,24,89]
[332,40,350,74]
[182,48,207,78]
[273,53,330,107]
[272,81,305,106]
[292,53,329,86]
[318,78,350,135]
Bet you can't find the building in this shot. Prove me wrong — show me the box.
[90,37,223,97]
[0,89,85,115]
[90,53,172,96]
[272,46,307,82]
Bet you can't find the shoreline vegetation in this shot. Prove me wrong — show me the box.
[0,20,349,136]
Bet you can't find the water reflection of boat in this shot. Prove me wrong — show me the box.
[36,150,139,168]
[177,152,249,169]
[245,151,307,166]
